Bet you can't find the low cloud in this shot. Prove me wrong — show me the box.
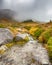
[0,0,52,22]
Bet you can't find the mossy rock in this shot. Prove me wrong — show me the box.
[15,40,27,46]
[24,36,29,42]
[47,37,52,62]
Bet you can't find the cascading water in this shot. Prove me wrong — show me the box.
[0,33,51,65]
[23,33,50,65]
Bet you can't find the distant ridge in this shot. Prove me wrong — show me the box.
[22,20,34,23]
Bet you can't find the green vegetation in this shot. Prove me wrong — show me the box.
[0,24,6,28]
[24,26,31,30]
[39,28,52,43]
[34,28,44,39]
[47,37,52,62]
[47,37,52,46]
[23,20,33,23]
[0,18,52,62]
[14,40,28,46]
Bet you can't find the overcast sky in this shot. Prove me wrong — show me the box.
[0,0,52,22]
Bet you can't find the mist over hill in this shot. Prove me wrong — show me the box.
[0,9,15,20]
[0,9,51,23]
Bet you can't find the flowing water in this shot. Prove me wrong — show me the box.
[0,33,51,65]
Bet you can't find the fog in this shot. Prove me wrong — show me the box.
[0,0,52,22]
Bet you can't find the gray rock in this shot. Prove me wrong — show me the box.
[0,28,13,45]
[15,36,23,41]
[15,33,29,41]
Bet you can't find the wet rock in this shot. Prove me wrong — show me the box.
[0,28,13,45]
[15,33,29,41]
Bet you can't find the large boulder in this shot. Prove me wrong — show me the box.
[0,28,13,45]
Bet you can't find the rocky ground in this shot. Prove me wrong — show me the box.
[0,28,51,65]
[0,19,52,65]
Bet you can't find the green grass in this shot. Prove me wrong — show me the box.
[47,37,52,62]
[34,28,44,39]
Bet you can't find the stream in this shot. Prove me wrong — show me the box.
[0,33,51,65]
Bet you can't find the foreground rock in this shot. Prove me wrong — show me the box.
[15,33,29,41]
[0,28,13,45]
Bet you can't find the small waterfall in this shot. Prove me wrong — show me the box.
[0,33,51,65]
[28,34,34,41]
[25,33,50,65]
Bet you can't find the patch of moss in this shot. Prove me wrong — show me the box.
[5,43,14,48]
[15,40,27,46]
[24,36,29,42]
